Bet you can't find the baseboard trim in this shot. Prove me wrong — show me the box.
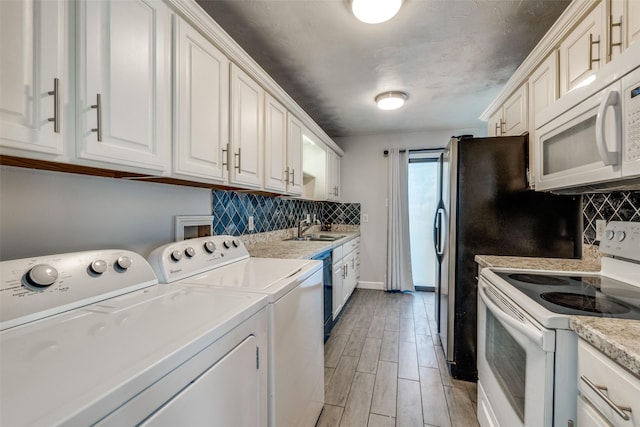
[356,281,384,291]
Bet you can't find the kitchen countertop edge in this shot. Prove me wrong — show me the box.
[245,232,360,260]
[570,316,640,379]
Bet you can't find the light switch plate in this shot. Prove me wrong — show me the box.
[248,215,254,231]
[595,219,606,241]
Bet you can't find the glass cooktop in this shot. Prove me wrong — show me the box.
[495,272,640,319]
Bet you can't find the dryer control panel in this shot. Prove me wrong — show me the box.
[147,235,249,284]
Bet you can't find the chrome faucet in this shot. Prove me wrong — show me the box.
[297,218,319,238]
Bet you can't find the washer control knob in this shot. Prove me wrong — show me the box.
[90,260,108,275]
[27,264,58,287]
[184,247,196,258]
[232,239,241,248]
[171,250,183,262]
[617,231,626,242]
[204,241,216,253]
[116,255,132,270]
[223,240,232,249]
[606,230,615,240]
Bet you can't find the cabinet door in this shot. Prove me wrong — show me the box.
[326,150,340,201]
[487,109,503,137]
[264,94,287,193]
[286,114,304,196]
[230,64,264,189]
[559,3,605,95]
[503,84,528,136]
[173,17,229,183]
[528,52,558,186]
[626,0,640,48]
[332,261,343,320]
[77,0,171,173]
[0,0,68,158]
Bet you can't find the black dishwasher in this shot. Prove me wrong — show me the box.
[312,250,333,343]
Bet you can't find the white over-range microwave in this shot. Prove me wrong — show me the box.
[535,43,640,192]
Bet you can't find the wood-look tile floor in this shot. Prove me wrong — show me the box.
[317,289,479,427]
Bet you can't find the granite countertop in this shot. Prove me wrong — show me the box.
[245,232,360,259]
[570,316,640,378]
[475,253,640,378]
[474,254,601,272]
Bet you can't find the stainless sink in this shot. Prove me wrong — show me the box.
[284,234,346,242]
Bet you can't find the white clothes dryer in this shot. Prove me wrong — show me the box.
[0,249,268,427]
[148,235,325,427]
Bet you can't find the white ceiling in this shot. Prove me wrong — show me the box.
[196,0,570,138]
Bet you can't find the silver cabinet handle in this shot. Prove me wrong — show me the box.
[589,33,600,69]
[580,375,632,421]
[500,118,506,136]
[290,168,295,186]
[234,148,241,172]
[91,93,103,142]
[222,143,229,171]
[608,14,622,59]
[47,78,60,133]
[494,121,501,136]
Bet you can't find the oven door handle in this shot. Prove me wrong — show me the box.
[479,283,555,352]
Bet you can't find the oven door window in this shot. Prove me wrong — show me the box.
[486,309,526,421]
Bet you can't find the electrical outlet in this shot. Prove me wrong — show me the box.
[306,213,311,222]
[362,214,369,223]
[595,219,606,241]
[248,215,254,231]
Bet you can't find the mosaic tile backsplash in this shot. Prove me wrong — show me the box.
[583,191,640,244]
[212,190,361,236]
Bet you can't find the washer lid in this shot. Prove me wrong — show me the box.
[0,284,267,427]
[180,258,320,301]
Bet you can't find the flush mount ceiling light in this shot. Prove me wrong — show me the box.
[352,0,403,24]
[375,91,408,110]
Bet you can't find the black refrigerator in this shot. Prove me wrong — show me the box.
[433,135,582,382]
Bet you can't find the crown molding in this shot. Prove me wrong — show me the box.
[166,0,344,156]
[479,0,599,121]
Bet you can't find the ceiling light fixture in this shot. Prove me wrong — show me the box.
[352,0,402,24]
[375,91,408,110]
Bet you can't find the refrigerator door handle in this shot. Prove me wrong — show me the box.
[436,208,446,256]
[433,208,441,255]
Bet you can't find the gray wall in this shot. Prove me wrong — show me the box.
[0,166,211,260]
[336,128,485,288]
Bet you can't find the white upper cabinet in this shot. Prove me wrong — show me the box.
[76,0,172,173]
[559,2,605,95]
[286,114,304,196]
[0,0,69,159]
[230,64,264,189]
[326,149,341,201]
[502,84,528,136]
[609,0,640,60]
[264,94,287,193]
[528,52,558,186]
[486,84,528,137]
[173,16,229,183]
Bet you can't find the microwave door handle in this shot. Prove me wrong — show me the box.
[595,90,622,166]
[479,283,554,352]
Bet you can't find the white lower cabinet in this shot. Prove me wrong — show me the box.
[76,0,172,173]
[331,237,360,320]
[173,16,230,183]
[230,64,264,189]
[0,0,69,160]
[577,339,640,426]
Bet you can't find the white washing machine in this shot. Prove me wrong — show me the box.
[0,249,268,427]
[148,235,325,427]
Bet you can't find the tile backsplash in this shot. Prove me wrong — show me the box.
[212,190,361,236]
[583,191,640,244]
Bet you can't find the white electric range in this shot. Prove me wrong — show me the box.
[477,221,640,427]
[0,249,268,426]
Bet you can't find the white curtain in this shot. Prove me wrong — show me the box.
[386,149,415,292]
